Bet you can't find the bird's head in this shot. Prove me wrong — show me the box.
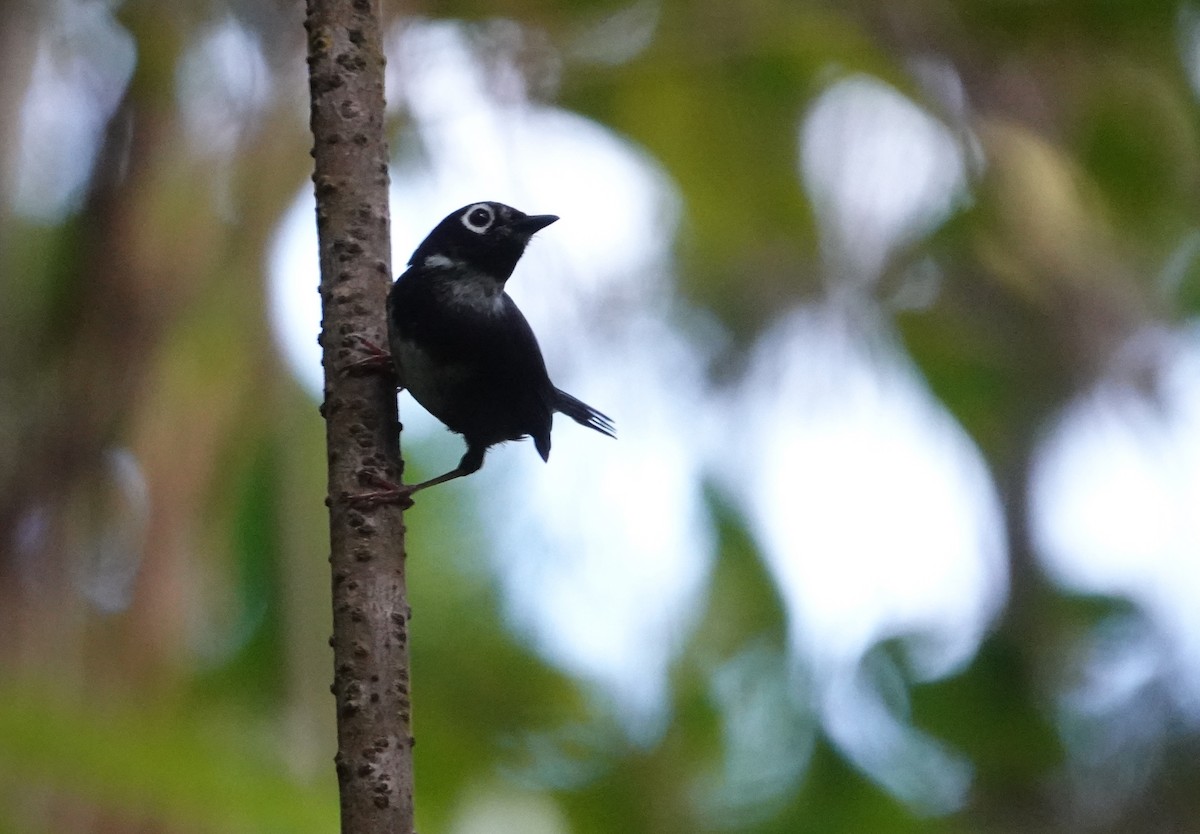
[408,201,558,281]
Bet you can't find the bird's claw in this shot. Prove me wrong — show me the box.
[343,470,414,509]
[341,335,395,377]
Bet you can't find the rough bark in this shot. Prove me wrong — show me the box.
[304,1,415,831]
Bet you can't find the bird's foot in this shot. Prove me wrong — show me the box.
[341,470,415,509]
[341,335,395,377]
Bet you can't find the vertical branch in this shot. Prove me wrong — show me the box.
[304,1,415,832]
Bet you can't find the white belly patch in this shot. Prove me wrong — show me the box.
[393,337,467,421]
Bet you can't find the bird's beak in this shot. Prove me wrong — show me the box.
[511,214,559,236]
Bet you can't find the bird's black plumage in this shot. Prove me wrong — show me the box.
[387,201,615,492]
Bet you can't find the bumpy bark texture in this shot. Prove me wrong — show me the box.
[304,1,415,831]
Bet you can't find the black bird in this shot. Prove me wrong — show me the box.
[387,201,615,493]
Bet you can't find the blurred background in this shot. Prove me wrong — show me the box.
[2,0,1200,831]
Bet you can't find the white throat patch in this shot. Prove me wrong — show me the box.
[437,267,505,315]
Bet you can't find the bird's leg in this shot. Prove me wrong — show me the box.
[345,445,486,505]
[341,334,396,378]
[403,444,486,493]
[404,467,469,493]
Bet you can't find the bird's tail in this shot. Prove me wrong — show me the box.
[554,389,616,439]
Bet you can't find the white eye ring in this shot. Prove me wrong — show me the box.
[461,203,494,233]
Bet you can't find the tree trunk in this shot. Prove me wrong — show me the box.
[304,1,415,831]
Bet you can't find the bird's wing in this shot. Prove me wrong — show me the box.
[487,295,555,458]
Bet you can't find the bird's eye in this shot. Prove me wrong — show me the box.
[462,204,494,233]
